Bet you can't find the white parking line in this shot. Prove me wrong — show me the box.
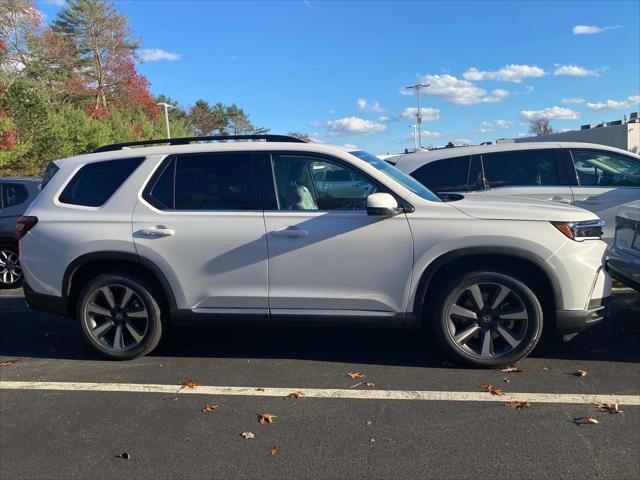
[1,381,639,405]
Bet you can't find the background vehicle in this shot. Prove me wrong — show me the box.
[19,135,610,367]
[0,177,41,288]
[607,200,640,291]
[392,142,640,243]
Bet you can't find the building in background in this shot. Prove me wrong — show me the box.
[499,112,640,153]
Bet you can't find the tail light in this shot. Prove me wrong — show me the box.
[16,216,38,240]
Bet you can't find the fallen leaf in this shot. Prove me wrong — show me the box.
[366,420,373,427]
[575,370,588,378]
[542,367,550,372]
[181,379,198,389]
[184,437,192,443]
[364,382,375,388]
[594,403,623,414]
[500,364,523,373]
[503,378,511,383]
[347,372,366,379]
[506,401,531,410]
[271,446,278,456]
[258,413,277,424]
[158,363,164,368]
[285,391,304,399]
[115,452,131,460]
[574,416,599,425]
[255,388,265,392]
[0,360,18,368]
[201,403,219,413]
[241,432,255,440]
[478,384,504,396]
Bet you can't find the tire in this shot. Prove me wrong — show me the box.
[77,272,165,360]
[430,271,544,368]
[0,244,22,289]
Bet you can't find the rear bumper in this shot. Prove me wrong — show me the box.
[23,281,67,317]
[555,297,609,335]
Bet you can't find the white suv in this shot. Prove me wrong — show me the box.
[18,135,611,367]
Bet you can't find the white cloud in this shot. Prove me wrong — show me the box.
[553,64,601,77]
[138,48,181,62]
[43,0,65,5]
[495,119,512,129]
[357,98,386,112]
[377,115,391,123]
[463,64,546,83]
[585,95,640,111]
[562,97,586,104]
[421,74,510,105]
[572,25,621,35]
[420,130,442,139]
[326,116,387,136]
[400,107,440,121]
[520,106,580,121]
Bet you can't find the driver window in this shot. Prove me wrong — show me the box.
[272,155,378,210]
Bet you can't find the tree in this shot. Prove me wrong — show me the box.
[0,0,42,89]
[287,132,311,142]
[189,100,219,136]
[226,103,268,135]
[51,0,139,110]
[528,118,554,136]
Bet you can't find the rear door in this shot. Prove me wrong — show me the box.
[132,151,270,319]
[469,149,573,204]
[570,149,640,243]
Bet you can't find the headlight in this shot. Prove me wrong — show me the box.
[552,220,605,241]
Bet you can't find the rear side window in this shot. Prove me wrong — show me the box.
[144,153,262,210]
[59,157,144,207]
[411,156,470,192]
[1,183,29,208]
[482,150,560,188]
[572,150,640,187]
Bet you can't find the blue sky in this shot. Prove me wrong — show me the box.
[39,0,640,153]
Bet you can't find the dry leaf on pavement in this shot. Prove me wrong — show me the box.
[255,388,265,392]
[594,403,623,414]
[500,364,523,373]
[184,437,192,443]
[201,404,219,413]
[366,420,373,427]
[0,360,18,368]
[574,416,599,425]
[158,363,164,368]
[258,413,277,424]
[347,372,366,379]
[506,401,531,410]
[115,452,131,460]
[542,367,550,372]
[285,391,304,399]
[241,432,256,440]
[478,384,504,396]
[181,379,198,389]
[575,370,588,378]
[271,447,278,456]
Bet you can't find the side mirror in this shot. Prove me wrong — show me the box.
[366,192,403,216]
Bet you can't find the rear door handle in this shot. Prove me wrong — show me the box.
[272,227,309,238]
[137,226,175,238]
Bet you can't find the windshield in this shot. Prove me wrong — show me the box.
[349,151,441,202]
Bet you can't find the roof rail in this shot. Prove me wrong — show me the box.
[92,134,306,153]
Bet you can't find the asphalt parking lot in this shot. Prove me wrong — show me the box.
[1,287,639,480]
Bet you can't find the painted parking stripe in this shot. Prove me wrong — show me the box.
[1,381,639,405]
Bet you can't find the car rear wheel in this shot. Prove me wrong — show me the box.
[0,245,22,289]
[78,272,164,360]
[430,271,544,368]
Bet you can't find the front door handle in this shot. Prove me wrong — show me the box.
[272,227,309,238]
[137,226,175,238]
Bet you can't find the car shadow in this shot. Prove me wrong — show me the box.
[1,292,638,366]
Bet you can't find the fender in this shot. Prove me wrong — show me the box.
[411,246,563,320]
[62,251,177,310]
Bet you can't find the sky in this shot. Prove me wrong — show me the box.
[38,0,640,154]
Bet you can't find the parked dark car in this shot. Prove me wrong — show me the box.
[0,177,41,288]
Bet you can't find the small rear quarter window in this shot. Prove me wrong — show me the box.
[59,157,144,207]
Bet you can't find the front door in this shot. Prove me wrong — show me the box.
[570,149,640,244]
[132,151,269,317]
[263,153,414,325]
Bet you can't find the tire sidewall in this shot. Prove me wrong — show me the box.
[432,271,544,368]
[0,244,22,290]
[78,273,163,360]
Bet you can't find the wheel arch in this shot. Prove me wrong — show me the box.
[63,251,177,318]
[412,247,562,327]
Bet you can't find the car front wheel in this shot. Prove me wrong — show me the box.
[78,272,164,360]
[430,271,544,368]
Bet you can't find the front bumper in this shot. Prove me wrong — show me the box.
[23,281,68,317]
[555,297,609,335]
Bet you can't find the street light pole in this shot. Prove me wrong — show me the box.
[405,83,430,148]
[410,125,418,149]
[157,102,174,139]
